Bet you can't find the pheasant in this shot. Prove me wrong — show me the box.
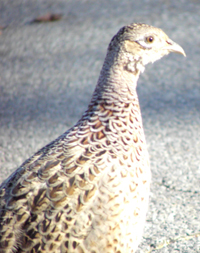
[0,23,185,253]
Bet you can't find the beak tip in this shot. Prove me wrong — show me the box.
[173,46,186,57]
[166,39,186,57]
[178,47,186,57]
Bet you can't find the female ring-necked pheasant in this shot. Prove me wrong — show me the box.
[0,23,185,253]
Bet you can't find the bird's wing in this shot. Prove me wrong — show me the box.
[0,123,107,252]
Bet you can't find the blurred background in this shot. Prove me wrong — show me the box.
[0,0,200,252]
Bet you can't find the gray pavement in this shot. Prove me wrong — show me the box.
[0,0,200,252]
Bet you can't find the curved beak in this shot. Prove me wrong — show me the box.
[166,39,186,57]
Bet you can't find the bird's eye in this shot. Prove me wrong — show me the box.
[146,36,154,43]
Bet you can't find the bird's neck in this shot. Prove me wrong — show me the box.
[79,49,145,130]
[91,48,143,105]
[76,49,146,152]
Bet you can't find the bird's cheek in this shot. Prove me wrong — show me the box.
[141,52,152,65]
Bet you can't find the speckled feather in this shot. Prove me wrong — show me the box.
[0,23,185,253]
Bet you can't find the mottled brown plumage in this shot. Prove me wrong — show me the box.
[0,23,185,253]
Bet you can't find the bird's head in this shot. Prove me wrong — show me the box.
[108,23,185,74]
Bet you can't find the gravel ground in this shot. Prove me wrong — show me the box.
[0,0,200,252]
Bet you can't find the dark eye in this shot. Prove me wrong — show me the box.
[146,36,154,43]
